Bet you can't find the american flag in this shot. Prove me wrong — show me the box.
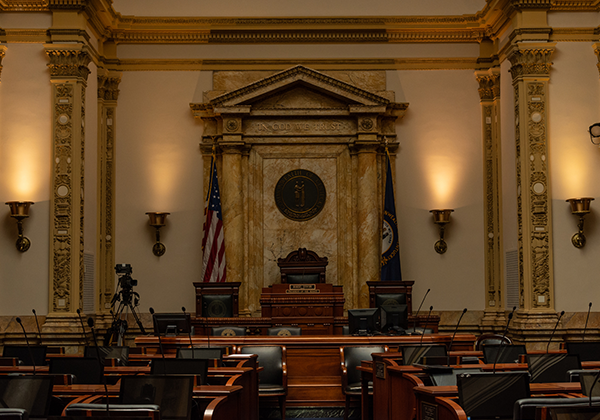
[201,158,226,282]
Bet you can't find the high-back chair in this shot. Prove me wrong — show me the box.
[211,326,247,337]
[0,376,54,419]
[340,345,387,420]
[267,326,302,336]
[238,345,287,420]
[475,333,512,350]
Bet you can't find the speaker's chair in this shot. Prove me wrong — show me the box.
[278,248,327,284]
[268,327,302,336]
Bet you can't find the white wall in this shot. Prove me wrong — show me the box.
[389,69,485,311]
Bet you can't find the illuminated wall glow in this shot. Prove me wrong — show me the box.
[2,131,47,201]
[554,138,594,199]
[144,140,182,207]
[423,153,462,208]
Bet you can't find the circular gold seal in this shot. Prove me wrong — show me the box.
[274,169,326,221]
[277,329,292,337]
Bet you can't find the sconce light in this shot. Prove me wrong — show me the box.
[589,123,600,146]
[566,198,594,248]
[5,201,34,252]
[430,209,453,254]
[146,212,169,257]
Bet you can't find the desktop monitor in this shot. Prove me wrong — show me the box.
[0,376,54,418]
[84,346,129,366]
[380,304,408,333]
[482,344,527,364]
[177,347,225,365]
[120,375,194,420]
[566,342,600,362]
[49,357,104,384]
[150,358,209,385]
[401,344,447,366]
[527,353,582,383]
[347,308,380,336]
[2,345,47,367]
[457,371,530,420]
[152,313,191,336]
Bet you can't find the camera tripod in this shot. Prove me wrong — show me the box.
[104,276,146,346]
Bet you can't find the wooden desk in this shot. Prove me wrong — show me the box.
[135,334,476,407]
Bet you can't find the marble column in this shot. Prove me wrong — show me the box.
[475,68,507,331]
[507,42,559,349]
[43,43,91,350]
[96,71,121,326]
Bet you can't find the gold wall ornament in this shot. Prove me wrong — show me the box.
[430,209,454,254]
[146,212,170,256]
[566,198,594,248]
[5,201,34,252]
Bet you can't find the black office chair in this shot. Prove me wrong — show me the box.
[65,403,161,420]
[0,376,54,419]
[49,357,104,384]
[340,345,387,420]
[84,346,129,366]
[267,327,302,336]
[211,326,247,336]
[513,397,600,420]
[0,409,28,420]
[238,345,287,420]
[475,333,512,350]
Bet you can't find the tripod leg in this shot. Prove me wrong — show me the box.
[128,303,147,335]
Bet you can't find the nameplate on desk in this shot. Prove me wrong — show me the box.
[286,284,320,294]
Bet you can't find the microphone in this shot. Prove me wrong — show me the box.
[32,310,42,344]
[493,306,516,373]
[76,309,88,345]
[182,306,194,359]
[547,310,565,353]
[583,302,593,342]
[447,308,467,366]
[149,307,167,374]
[88,318,110,415]
[16,317,35,376]
[419,306,433,346]
[412,289,431,334]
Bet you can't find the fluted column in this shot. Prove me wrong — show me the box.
[475,68,506,331]
[507,42,558,349]
[97,71,121,323]
[43,43,91,348]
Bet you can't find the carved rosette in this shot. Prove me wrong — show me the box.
[509,44,555,310]
[45,48,91,81]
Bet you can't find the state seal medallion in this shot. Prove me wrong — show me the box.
[274,169,326,221]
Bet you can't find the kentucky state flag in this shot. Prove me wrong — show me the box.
[381,153,402,281]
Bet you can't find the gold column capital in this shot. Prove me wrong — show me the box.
[507,42,556,80]
[44,43,91,81]
[475,68,501,101]
[98,73,122,101]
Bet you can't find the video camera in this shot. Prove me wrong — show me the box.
[115,263,138,288]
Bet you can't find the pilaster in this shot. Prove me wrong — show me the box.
[43,43,91,349]
[0,45,6,82]
[475,68,506,332]
[507,42,559,349]
[97,70,121,326]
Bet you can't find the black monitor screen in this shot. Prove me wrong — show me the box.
[566,342,600,362]
[380,304,408,332]
[401,345,447,366]
[527,353,581,383]
[84,346,129,366]
[429,367,482,386]
[482,344,527,364]
[177,347,225,364]
[457,371,530,420]
[2,345,47,366]
[0,375,54,417]
[150,358,208,385]
[120,375,194,420]
[49,357,104,384]
[152,313,191,336]
[348,308,380,336]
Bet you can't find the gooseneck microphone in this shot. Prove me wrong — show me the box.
[546,310,565,353]
[182,306,194,359]
[583,302,593,342]
[412,289,431,334]
[149,307,167,374]
[419,306,433,346]
[32,309,42,344]
[88,318,110,415]
[16,317,35,376]
[76,309,88,345]
[447,308,467,366]
[493,306,516,374]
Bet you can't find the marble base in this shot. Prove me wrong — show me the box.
[260,407,347,419]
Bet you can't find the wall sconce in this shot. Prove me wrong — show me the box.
[5,201,34,252]
[566,198,594,248]
[430,209,453,254]
[589,123,600,146]
[146,212,169,256]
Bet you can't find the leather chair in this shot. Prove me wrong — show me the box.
[238,345,287,420]
[0,409,28,420]
[340,345,388,420]
[65,403,161,420]
[475,333,512,350]
[513,397,600,420]
[277,248,328,284]
[268,326,302,336]
[211,326,247,336]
